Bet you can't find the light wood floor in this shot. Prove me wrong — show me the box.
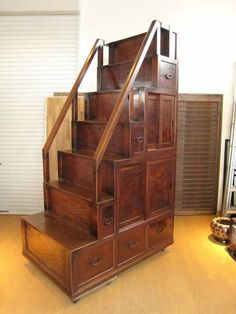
[1,215,236,314]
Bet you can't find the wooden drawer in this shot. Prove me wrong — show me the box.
[131,124,144,156]
[72,241,114,287]
[99,202,115,239]
[117,224,146,265]
[157,58,177,93]
[147,211,173,249]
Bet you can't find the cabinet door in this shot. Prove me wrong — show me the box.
[147,158,174,218]
[117,163,145,228]
[159,95,175,148]
[146,94,175,150]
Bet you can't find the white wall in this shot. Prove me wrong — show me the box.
[0,0,79,13]
[79,0,236,212]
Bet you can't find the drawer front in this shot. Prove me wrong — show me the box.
[158,59,177,93]
[72,241,114,287]
[147,211,173,249]
[117,224,146,265]
[131,124,144,156]
[99,203,115,239]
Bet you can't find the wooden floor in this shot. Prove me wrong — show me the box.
[1,214,236,314]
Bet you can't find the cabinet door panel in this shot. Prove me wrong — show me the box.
[146,94,175,150]
[117,163,145,228]
[146,95,159,150]
[147,158,173,217]
[159,95,175,148]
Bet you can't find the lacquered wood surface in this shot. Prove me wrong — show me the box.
[22,21,179,302]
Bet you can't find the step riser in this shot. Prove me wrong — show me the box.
[75,123,130,156]
[108,33,156,64]
[58,152,94,190]
[86,92,129,122]
[47,186,97,235]
[99,57,155,91]
[58,151,115,201]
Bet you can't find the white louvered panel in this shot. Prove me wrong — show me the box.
[0,15,78,214]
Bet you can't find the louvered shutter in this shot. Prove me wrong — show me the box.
[0,15,78,214]
[175,94,222,215]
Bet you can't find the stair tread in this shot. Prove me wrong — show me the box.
[22,212,97,250]
[60,149,127,161]
[76,120,127,125]
[54,89,122,96]
[48,180,114,202]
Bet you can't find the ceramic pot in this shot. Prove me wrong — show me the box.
[226,224,236,260]
[210,217,231,244]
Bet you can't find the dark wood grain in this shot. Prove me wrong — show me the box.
[22,21,178,302]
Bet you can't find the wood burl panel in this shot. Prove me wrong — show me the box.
[117,163,146,228]
[159,95,175,148]
[147,159,173,217]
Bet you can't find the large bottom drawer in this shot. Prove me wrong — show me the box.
[147,211,173,249]
[72,240,114,287]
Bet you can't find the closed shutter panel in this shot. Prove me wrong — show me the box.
[175,94,222,215]
[0,15,78,214]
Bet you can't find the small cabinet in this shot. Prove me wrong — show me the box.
[159,95,175,148]
[147,158,174,218]
[117,163,146,228]
[146,93,175,150]
[131,124,144,156]
[98,202,115,239]
[157,57,177,93]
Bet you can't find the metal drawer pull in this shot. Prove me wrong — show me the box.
[156,226,164,233]
[135,136,144,143]
[103,217,113,225]
[165,73,173,80]
[128,240,137,249]
[91,256,102,266]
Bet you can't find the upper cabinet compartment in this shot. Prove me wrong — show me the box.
[108,33,157,64]
[98,25,177,92]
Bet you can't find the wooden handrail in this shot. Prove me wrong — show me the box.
[93,20,160,169]
[43,38,104,181]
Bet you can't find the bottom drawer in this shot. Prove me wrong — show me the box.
[72,240,114,287]
[147,211,173,249]
[117,224,146,265]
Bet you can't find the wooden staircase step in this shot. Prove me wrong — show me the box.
[60,149,127,162]
[73,120,130,155]
[46,181,114,235]
[48,180,114,203]
[47,181,100,235]
[48,180,94,201]
[107,32,156,64]
[98,56,155,91]
[22,212,96,250]
[85,90,128,122]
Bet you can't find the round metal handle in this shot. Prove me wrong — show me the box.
[91,256,102,266]
[103,217,113,225]
[165,73,173,80]
[156,226,164,234]
[128,240,137,249]
[135,136,144,143]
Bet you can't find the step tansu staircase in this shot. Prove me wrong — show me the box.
[21,21,178,302]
